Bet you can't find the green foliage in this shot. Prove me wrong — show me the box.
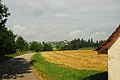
[52,44,57,51]
[54,44,65,51]
[43,43,52,51]
[56,45,60,49]
[31,53,107,80]
[15,36,28,52]
[60,45,68,50]
[30,41,53,52]
[0,1,10,27]
[30,41,43,52]
[0,1,16,55]
[60,38,105,50]
[68,39,80,50]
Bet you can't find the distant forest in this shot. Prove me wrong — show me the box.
[14,37,105,52]
[50,38,104,50]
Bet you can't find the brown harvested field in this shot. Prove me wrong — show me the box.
[41,50,108,70]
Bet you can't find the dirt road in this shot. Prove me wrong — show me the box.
[0,53,39,80]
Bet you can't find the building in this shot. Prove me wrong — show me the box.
[96,24,120,80]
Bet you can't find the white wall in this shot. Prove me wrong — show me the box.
[108,37,120,80]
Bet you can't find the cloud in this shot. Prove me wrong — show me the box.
[90,32,108,41]
[2,0,120,42]
[12,24,41,39]
[39,30,68,41]
[11,24,68,42]
[68,30,85,39]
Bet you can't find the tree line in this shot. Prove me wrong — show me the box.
[60,38,104,50]
[15,36,53,52]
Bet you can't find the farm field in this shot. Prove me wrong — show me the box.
[41,50,108,70]
[32,51,108,80]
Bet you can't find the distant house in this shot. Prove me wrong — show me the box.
[96,24,120,80]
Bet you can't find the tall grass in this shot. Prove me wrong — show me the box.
[31,53,107,80]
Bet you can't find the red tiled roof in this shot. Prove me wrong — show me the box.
[96,24,120,54]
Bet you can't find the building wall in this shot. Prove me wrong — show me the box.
[108,37,120,80]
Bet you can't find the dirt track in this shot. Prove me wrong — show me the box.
[0,53,40,80]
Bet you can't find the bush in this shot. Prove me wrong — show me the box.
[30,41,43,52]
[43,43,52,51]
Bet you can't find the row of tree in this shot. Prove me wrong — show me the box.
[29,41,52,52]
[15,37,104,52]
[15,36,53,52]
[60,38,104,50]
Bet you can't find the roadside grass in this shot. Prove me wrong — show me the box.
[0,51,32,63]
[31,53,107,80]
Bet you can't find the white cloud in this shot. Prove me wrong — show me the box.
[68,31,84,38]
[90,32,108,41]
[39,30,67,41]
[2,0,120,41]
[12,24,41,39]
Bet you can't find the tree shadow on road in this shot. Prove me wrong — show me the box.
[82,71,108,80]
[0,58,32,79]
[0,55,13,63]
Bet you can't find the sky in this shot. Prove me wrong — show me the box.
[3,0,120,42]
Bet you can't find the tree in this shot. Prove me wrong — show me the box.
[30,41,43,52]
[56,45,60,49]
[59,38,105,50]
[0,1,16,55]
[43,43,52,51]
[0,1,10,28]
[60,45,68,50]
[15,36,28,52]
[69,39,80,50]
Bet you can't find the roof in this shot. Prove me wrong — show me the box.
[96,24,120,54]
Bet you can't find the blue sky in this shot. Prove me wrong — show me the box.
[3,0,120,42]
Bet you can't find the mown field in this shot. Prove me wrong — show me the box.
[32,50,108,80]
[41,50,108,70]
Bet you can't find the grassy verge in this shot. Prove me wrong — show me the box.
[0,51,32,63]
[31,53,107,80]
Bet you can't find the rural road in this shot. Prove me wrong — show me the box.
[0,53,40,80]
